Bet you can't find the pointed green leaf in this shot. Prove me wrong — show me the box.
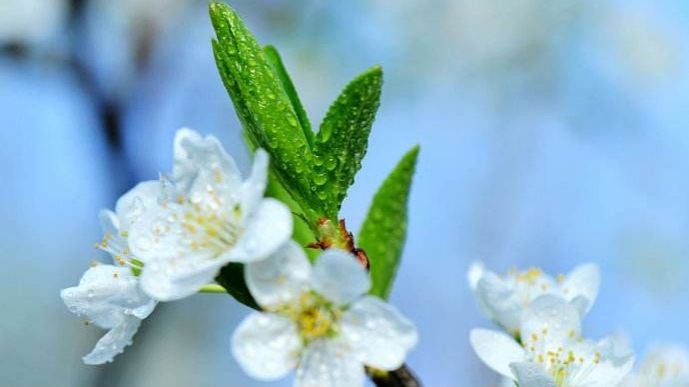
[215,263,260,310]
[358,146,419,300]
[313,66,383,218]
[263,45,314,147]
[209,2,323,218]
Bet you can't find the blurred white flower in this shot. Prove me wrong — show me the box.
[61,182,159,364]
[468,262,599,336]
[624,344,689,387]
[470,294,634,387]
[0,0,67,47]
[130,128,292,301]
[232,242,418,387]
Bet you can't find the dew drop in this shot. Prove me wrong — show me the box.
[325,157,337,171]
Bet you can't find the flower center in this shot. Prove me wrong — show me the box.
[524,330,601,387]
[282,292,341,343]
[507,267,561,307]
[164,188,243,258]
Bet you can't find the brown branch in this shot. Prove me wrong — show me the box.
[368,364,422,387]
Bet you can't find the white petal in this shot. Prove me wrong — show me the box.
[340,296,418,370]
[509,362,556,387]
[126,205,182,263]
[295,338,365,387]
[98,209,120,237]
[520,294,581,348]
[245,240,311,307]
[83,316,141,365]
[571,338,635,387]
[139,256,222,301]
[310,249,370,305]
[469,328,525,379]
[240,149,269,220]
[232,312,300,380]
[114,180,161,228]
[560,263,600,315]
[474,272,522,334]
[226,198,293,263]
[61,265,155,328]
[467,261,486,289]
[568,295,590,318]
[172,128,241,193]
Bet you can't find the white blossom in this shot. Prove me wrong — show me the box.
[624,344,689,387]
[128,128,292,301]
[232,241,418,387]
[61,182,158,364]
[470,294,634,387]
[468,262,600,336]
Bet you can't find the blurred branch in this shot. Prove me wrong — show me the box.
[369,364,422,387]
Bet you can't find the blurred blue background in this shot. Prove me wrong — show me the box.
[2,0,689,385]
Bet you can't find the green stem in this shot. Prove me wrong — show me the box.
[198,284,227,294]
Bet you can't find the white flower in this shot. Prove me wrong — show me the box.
[61,182,158,364]
[623,344,689,387]
[128,128,293,301]
[232,241,418,387]
[470,294,634,387]
[468,262,600,336]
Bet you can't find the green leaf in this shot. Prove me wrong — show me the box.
[209,2,323,219]
[313,66,383,218]
[215,263,260,310]
[358,146,419,300]
[263,45,314,147]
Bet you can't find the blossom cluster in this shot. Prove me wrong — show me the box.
[61,128,417,387]
[468,262,635,387]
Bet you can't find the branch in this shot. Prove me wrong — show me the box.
[369,364,422,387]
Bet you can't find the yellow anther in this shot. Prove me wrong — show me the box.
[532,333,538,341]
[556,274,565,283]
[568,329,575,338]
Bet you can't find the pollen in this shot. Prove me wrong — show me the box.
[284,292,341,343]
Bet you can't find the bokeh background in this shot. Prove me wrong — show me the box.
[2,0,689,386]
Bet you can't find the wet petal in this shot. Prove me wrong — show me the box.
[340,296,418,370]
[571,338,635,387]
[232,312,300,380]
[227,198,293,263]
[245,240,311,307]
[475,271,522,334]
[61,265,153,328]
[520,294,581,349]
[560,263,600,315]
[510,362,556,387]
[114,180,161,228]
[295,338,365,387]
[172,127,241,193]
[310,249,370,305]
[470,328,525,379]
[83,316,141,365]
[139,256,222,301]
